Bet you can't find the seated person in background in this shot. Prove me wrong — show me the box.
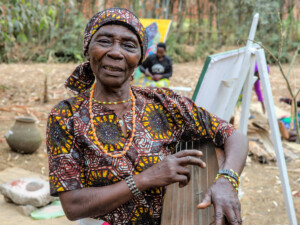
[139,42,172,87]
[278,97,300,142]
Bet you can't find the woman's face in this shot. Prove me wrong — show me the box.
[88,24,141,88]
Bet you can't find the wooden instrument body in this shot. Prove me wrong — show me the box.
[161,140,224,225]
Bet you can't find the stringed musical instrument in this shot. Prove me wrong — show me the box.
[161,139,225,225]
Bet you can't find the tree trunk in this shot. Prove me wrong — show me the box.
[215,1,222,48]
[141,0,146,18]
[208,3,214,40]
[176,0,187,31]
[165,0,170,19]
[104,0,108,9]
[186,6,193,45]
[147,0,152,18]
[284,1,295,47]
[196,0,202,27]
[279,0,285,19]
[152,0,157,18]
[98,0,104,11]
[168,0,174,20]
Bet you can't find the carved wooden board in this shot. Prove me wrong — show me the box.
[161,140,220,225]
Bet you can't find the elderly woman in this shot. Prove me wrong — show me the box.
[47,8,248,225]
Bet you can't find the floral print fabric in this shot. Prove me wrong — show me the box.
[46,87,235,224]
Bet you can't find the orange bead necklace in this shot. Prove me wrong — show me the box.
[89,83,136,158]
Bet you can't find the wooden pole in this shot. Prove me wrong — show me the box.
[256,48,298,225]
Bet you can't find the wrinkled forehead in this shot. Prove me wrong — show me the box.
[92,23,140,44]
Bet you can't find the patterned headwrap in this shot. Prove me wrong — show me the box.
[65,8,148,94]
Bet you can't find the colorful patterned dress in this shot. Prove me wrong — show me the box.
[46,87,235,225]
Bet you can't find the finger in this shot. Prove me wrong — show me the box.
[174,150,203,158]
[233,203,242,224]
[197,188,212,209]
[223,207,239,225]
[214,207,224,225]
[177,156,206,168]
[174,174,188,188]
[177,167,191,184]
[178,181,188,188]
[224,217,231,225]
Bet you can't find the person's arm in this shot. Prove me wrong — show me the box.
[139,64,148,74]
[139,56,152,77]
[59,150,206,221]
[59,180,132,220]
[160,57,173,79]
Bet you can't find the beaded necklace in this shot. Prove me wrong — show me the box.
[92,95,132,105]
[89,83,136,158]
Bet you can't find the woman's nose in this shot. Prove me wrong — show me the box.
[107,43,123,60]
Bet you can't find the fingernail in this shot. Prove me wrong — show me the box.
[203,163,206,167]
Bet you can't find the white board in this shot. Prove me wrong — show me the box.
[192,46,257,121]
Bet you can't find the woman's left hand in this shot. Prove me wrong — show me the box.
[197,177,242,225]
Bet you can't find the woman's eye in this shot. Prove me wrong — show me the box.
[98,39,111,45]
[123,42,136,49]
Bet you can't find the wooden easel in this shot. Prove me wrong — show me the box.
[240,48,298,225]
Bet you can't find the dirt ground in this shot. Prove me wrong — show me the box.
[0,62,299,224]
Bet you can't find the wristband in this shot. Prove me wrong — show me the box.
[125,175,143,197]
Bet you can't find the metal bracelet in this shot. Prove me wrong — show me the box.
[125,175,143,197]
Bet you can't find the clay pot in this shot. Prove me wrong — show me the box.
[5,117,42,154]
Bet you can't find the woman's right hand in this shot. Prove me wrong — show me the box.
[135,150,206,190]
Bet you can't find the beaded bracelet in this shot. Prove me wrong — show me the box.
[215,174,239,192]
[125,175,143,197]
[217,169,240,185]
[230,169,240,184]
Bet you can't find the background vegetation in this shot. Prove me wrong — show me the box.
[0,0,299,63]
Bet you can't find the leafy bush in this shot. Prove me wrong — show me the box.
[166,29,196,63]
[0,0,86,63]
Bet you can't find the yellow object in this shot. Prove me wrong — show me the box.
[135,76,170,88]
[140,19,172,42]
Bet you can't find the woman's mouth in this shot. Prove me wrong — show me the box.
[103,65,124,72]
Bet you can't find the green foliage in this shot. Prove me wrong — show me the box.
[0,0,298,63]
[253,0,291,63]
[0,84,9,91]
[166,0,298,63]
[166,26,196,63]
[0,0,86,63]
